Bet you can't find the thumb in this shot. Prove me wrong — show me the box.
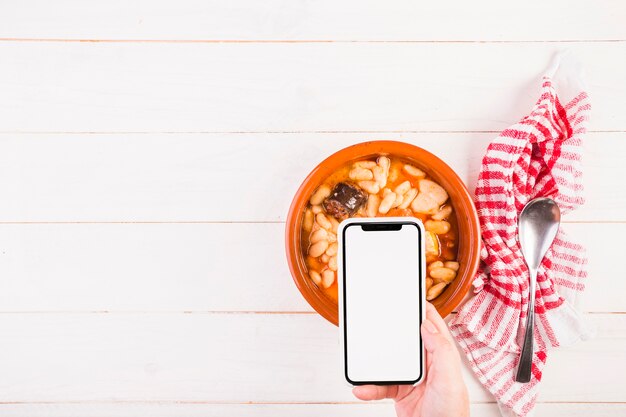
[352,385,398,401]
[421,319,462,376]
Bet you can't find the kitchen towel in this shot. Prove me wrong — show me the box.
[449,52,592,417]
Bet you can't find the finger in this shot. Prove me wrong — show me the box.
[424,302,447,331]
[421,318,462,375]
[424,302,455,344]
[352,385,399,401]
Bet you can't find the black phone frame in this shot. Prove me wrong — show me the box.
[341,219,424,385]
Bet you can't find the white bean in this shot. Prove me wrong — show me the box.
[403,164,426,178]
[358,180,380,194]
[309,270,322,285]
[309,228,328,244]
[316,213,332,230]
[378,156,391,172]
[378,192,397,214]
[426,282,447,300]
[302,209,314,232]
[430,267,456,283]
[320,253,330,263]
[309,240,329,257]
[398,188,418,209]
[392,192,404,208]
[326,242,338,256]
[428,261,444,272]
[366,194,380,217]
[328,256,338,271]
[444,261,460,271]
[329,216,340,234]
[322,270,335,288]
[432,205,453,221]
[372,165,387,188]
[327,232,337,243]
[388,166,400,183]
[394,180,411,196]
[425,277,434,292]
[425,220,451,235]
[309,184,331,205]
[349,167,374,181]
[354,160,377,169]
[311,205,323,214]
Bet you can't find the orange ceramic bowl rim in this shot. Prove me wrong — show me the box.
[285,140,481,326]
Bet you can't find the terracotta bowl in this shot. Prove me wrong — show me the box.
[285,140,480,326]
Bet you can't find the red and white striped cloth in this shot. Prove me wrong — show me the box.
[449,54,592,417]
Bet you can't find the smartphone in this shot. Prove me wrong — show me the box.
[338,217,425,385]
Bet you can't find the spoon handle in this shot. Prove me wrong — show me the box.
[515,268,537,383]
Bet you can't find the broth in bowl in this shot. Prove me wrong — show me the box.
[301,155,460,303]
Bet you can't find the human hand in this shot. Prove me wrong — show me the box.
[352,302,469,417]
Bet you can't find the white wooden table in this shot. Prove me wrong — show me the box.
[0,1,624,416]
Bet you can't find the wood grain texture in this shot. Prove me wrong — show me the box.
[0,313,623,403]
[1,1,624,414]
[0,0,624,41]
[0,43,623,133]
[0,133,622,222]
[0,222,621,313]
[0,402,624,417]
[0,223,308,312]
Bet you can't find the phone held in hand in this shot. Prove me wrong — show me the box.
[338,217,426,386]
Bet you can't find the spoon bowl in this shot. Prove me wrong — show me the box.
[518,198,561,271]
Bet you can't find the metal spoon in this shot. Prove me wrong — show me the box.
[515,197,561,383]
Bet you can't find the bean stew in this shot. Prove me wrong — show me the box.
[301,155,460,303]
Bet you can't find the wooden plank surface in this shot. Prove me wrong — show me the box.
[0,222,621,313]
[1,0,624,415]
[0,0,624,41]
[0,43,624,133]
[0,313,626,402]
[0,402,624,417]
[0,133,622,222]
[0,313,623,403]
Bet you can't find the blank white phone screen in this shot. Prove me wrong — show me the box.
[343,223,422,383]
